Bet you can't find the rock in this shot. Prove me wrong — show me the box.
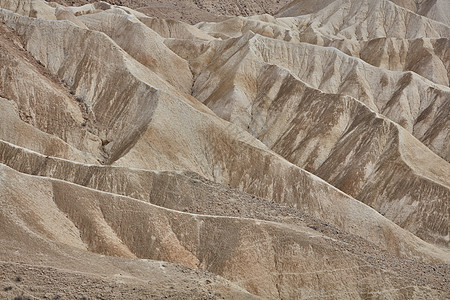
[0,0,449,299]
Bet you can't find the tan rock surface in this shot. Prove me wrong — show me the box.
[167,30,449,245]
[2,139,448,263]
[52,0,294,24]
[291,0,450,27]
[0,0,449,298]
[1,163,448,298]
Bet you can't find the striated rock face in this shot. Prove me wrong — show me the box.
[0,0,449,299]
[51,0,295,24]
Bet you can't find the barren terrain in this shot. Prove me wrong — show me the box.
[0,0,449,299]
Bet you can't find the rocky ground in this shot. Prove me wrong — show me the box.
[0,260,253,299]
[50,0,293,23]
[0,0,449,299]
[181,172,449,293]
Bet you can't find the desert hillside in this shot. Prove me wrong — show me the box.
[51,0,294,23]
[0,0,449,299]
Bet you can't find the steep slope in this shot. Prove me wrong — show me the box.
[275,0,336,17]
[186,33,449,155]
[0,7,193,164]
[77,8,194,94]
[0,23,101,162]
[274,0,450,87]
[1,162,448,299]
[167,1,450,246]
[136,15,215,40]
[52,0,294,24]
[0,0,449,299]
[0,0,56,19]
[166,31,449,246]
[197,15,450,88]
[205,0,450,41]
[1,0,448,255]
[383,0,449,26]
[0,98,97,163]
[3,139,448,263]
[326,37,449,86]
[277,0,450,25]
[0,167,256,299]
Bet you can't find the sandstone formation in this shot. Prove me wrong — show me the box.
[0,0,449,299]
